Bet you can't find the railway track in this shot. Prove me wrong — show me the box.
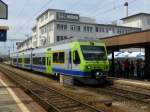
[83,86,150,104]
[0,65,103,112]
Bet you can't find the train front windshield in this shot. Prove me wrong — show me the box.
[81,45,107,61]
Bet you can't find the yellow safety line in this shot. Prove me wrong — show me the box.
[0,79,30,112]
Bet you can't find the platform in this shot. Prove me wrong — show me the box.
[108,77,150,90]
[0,72,46,112]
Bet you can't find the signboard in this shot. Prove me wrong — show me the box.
[0,29,7,41]
[56,12,79,21]
[0,0,8,19]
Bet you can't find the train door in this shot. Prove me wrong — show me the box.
[46,49,52,74]
[68,51,72,70]
[71,49,81,71]
[22,53,24,68]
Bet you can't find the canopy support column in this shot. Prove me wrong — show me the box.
[144,46,150,80]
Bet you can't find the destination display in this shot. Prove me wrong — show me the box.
[56,12,79,21]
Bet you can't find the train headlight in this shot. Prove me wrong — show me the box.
[96,72,100,75]
[87,66,91,69]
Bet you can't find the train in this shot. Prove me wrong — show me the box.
[10,38,109,83]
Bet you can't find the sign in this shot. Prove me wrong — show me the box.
[56,12,79,21]
[0,0,8,19]
[0,29,7,41]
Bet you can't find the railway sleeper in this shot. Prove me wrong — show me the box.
[60,105,87,112]
[55,103,81,109]
[54,102,81,108]
[48,99,77,104]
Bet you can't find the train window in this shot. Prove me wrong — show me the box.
[18,58,22,63]
[53,53,58,63]
[42,57,45,65]
[24,58,30,64]
[53,52,65,63]
[13,58,17,63]
[59,52,64,63]
[73,50,80,64]
[33,57,42,65]
[69,51,72,64]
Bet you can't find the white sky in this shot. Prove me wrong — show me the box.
[0,0,150,54]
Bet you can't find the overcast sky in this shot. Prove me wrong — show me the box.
[0,0,150,54]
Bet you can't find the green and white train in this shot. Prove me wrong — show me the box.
[11,38,109,82]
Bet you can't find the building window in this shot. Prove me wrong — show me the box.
[90,27,93,32]
[60,24,63,30]
[60,36,63,40]
[77,26,80,31]
[56,36,68,41]
[64,36,67,39]
[64,24,67,30]
[57,24,67,30]
[70,25,76,31]
[96,27,98,32]
[45,13,48,19]
[57,36,60,41]
[83,26,86,32]
[83,26,93,32]
[57,24,60,30]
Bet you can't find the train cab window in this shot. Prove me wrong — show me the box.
[73,50,80,64]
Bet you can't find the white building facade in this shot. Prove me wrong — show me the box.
[17,9,141,51]
[122,13,150,30]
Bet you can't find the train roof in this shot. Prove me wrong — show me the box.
[40,37,102,48]
[32,47,48,54]
[13,37,103,54]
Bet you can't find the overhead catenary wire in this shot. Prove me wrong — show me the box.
[90,0,138,23]
[91,0,138,18]
[12,0,53,37]
[83,0,115,16]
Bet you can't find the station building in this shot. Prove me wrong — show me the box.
[17,9,141,51]
[122,13,150,30]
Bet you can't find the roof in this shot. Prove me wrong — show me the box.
[100,29,150,48]
[121,13,150,20]
[36,9,65,20]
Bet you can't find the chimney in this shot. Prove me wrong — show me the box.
[124,2,128,17]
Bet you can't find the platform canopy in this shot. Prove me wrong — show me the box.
[108,51,144,60]
[128,52,144,59]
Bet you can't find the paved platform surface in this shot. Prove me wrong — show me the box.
[108,77,150,90]
[0,72,46,112]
